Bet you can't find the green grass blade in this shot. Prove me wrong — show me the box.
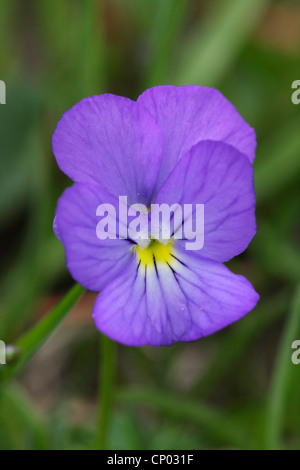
[266,285,300,449]
[0,384,52,450]
[81,0,106,95]
[94,336,117,450]
[0,283,85,383]
[144,0,188,88]
[174,0,270,86]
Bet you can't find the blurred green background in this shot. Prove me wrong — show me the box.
[0,0,300,450]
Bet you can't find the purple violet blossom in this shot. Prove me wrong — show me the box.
[53,85,259,346]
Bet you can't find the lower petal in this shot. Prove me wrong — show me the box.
[92,245,259,346]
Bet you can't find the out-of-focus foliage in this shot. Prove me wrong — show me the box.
[0,0,299,450]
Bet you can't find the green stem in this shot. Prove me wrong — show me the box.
[0,283,85,384]
[94,335,117,450]
[266,284,300,450]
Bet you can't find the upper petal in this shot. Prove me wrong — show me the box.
[92,245,259,346]
[155,140,256,262]
[138,85,256,193]
[53,94,163,206]
[55,183,134,292]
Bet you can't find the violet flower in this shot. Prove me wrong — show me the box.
[53,85,259,346]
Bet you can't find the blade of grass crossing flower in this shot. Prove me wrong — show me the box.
[0,283,85,383]
[266,285,300,450]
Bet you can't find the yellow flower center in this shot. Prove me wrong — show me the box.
[135,239,173,267]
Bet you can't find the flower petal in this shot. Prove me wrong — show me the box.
[55,183,134,291]
[138,85,256,192]
[53,215,61,241]
[155,140,256,262]
[92,246,259,346]
[53,94,163,206]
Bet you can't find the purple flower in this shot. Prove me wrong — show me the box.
[53,85,259,346]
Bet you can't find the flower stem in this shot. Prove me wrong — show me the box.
[94,335,117,450]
